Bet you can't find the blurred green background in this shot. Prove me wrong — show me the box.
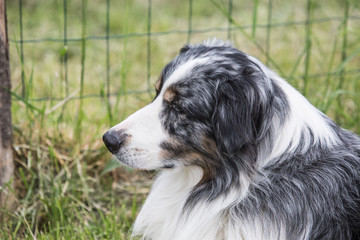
[2,0,360,239]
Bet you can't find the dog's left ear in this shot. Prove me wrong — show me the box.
[179,44,192,54]
[212,65,272,157]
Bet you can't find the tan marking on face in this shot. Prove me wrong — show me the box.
[160,136,219,184]
[198,136,219,184]
[201,136,217,155]
[163,87,177,103]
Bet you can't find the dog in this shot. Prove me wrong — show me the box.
[103,39,360,240]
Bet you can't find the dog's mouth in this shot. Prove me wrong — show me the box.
[162,163,175,169]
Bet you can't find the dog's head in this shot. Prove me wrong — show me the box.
[103,40,282,179]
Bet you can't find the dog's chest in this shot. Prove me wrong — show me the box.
[132,167,283,240]
[132,167,227,239]
[134,187,282,240]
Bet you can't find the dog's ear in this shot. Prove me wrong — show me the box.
[179,44,192,54]
[212,65,272,158]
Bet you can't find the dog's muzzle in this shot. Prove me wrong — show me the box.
[102,130,127,154]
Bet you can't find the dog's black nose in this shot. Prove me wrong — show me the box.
[103,131,126,153]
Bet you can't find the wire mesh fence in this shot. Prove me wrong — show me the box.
[7,0,360,137]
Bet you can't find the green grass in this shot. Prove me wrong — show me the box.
[3,0,360,239]
[1,142,151,239]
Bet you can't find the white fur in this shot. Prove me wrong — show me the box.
[112,48,344,240]
[110,98,166,169]
[110,57,215,170]
[247,56,339,167]
[133,166,290,240]
[131,60,340,240]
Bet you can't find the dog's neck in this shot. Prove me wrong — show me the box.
[132,166,228,239]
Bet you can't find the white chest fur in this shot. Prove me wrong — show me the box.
[132,166,286,240]
[132,167,223,239]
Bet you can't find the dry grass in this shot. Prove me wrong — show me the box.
[2,0,360,238]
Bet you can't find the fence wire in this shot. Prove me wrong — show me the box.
[9,0,360,104]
